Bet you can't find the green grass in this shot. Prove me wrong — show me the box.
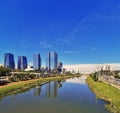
[86,76,120,113]
[0,76,71,99]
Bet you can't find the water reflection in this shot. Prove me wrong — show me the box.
[46,81,62,99]
[0,77,110,113]
[58,81,62,88]
[0,80,63,101]
[33,86,41,96]
[66,76,87,84]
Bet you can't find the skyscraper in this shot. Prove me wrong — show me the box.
[58,62,63,69]
[18,56,27,70]
[33,54,41,70]
[46,51,58,71]
[58,62,63,74]
[46,52,51,71]
[4,53,15,69]
[51,51,58,70]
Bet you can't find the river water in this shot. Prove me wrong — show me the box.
[0,77,110,113]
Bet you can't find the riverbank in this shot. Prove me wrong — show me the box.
[86,76,120,113]
[0,75,72,99]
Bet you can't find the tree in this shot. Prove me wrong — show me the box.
[65,71,72,76]
[90,72,99,81]
[0,66,11,76]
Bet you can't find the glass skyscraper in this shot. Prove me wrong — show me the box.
[51,51,58,70]
[46,52,51,71]
[4,53,15,69]
[58,62,63,74]
[18,56,27,70]
[33,54,41,70]
[46,51,58,71]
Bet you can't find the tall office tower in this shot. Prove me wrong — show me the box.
[51,51,58,70]
[18,56,27,70]
[33,54,41,70]
[46,52,51,71]
[58,62,63,69]
[46,51,58,71]
[57,62,63,74]
[4,53,15,69]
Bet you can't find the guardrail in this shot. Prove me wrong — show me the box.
[100,75,120,89]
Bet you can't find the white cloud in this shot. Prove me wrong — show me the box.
[55,38,63,45]
[55,38,71,46]
[21,40,52,49]
[63,39,71,45]
[39,40,52,49]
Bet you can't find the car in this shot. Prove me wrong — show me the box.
[0,76,9,84]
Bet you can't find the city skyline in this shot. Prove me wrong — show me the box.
[0,0,120,65]
[1,51,59,69]
[1,52,120,69]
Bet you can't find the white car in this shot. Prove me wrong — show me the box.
[0,77,9,83]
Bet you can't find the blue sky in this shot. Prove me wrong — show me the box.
[0,0,120,66]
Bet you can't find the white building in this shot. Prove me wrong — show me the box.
[63,63,120,74]
[24,65,35,71]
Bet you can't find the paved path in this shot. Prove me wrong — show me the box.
[0,79,41,89]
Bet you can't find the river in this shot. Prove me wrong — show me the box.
[0,77,110,113]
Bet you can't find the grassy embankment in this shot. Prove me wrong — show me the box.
[0,75,72,98]
[86,76,120,113]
